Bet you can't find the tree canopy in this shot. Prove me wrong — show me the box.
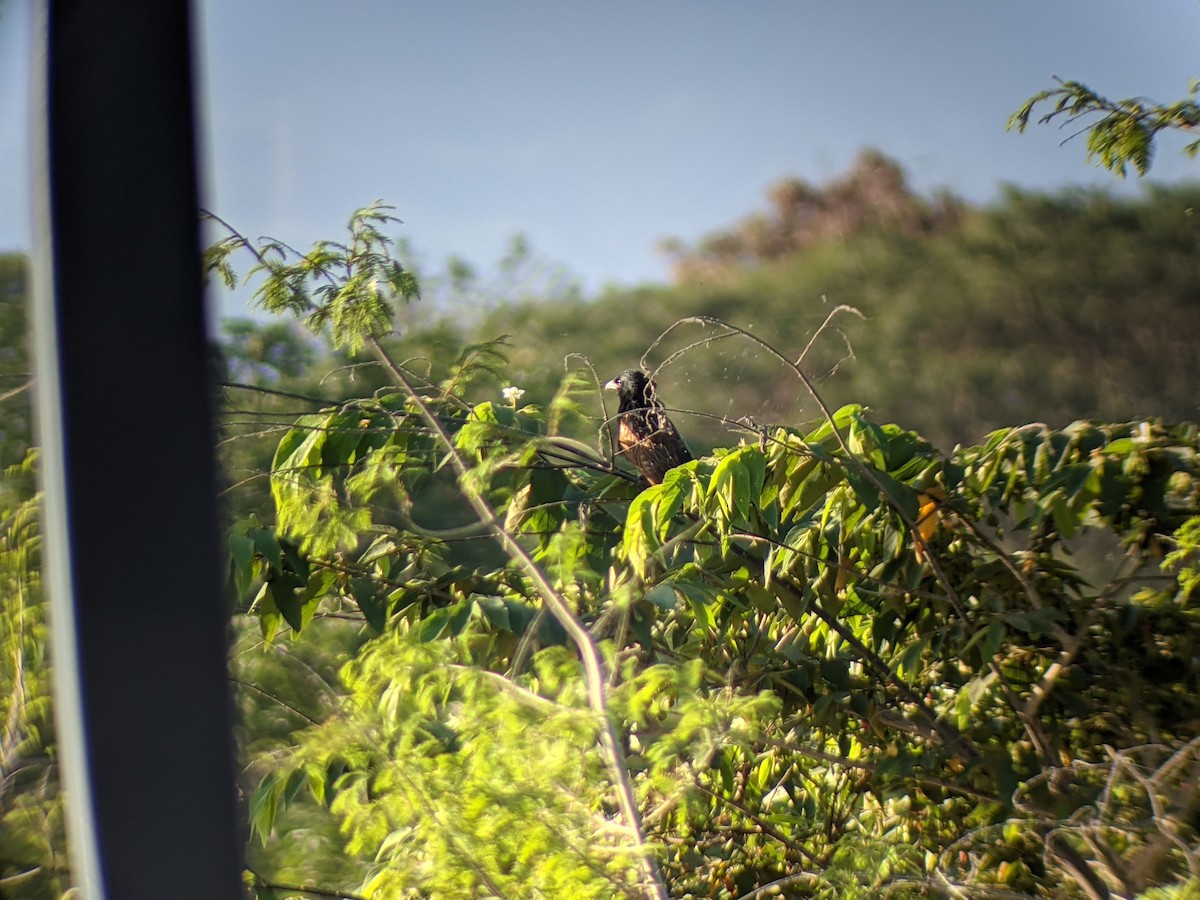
[200,202,1200,899]
[4,92,1200,896]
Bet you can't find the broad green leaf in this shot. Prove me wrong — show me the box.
[623,487,662,577]
[229,531,256,595]
[849,415,887,469]
[351,576,387,632]
[653,472,688,538]
[415,607,450,642]
[844,463,920,523]
[744,583,777,613]
[819,657,851,692]
[644,582,679,610]
[708,449,752,525]
[474,595,512,631]
[269,579,304,632]
[248,527,283,571]
[805,404,863,443]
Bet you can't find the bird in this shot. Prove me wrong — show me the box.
[605,368,694,485]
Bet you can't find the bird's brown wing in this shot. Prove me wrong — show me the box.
[617,409,693,485]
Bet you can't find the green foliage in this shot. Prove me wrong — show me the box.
[4,93,1195,896]
[213,198,1200,895]
[0,453,68,899]
[250,636,653,898]
[1164,515,1200,603]
[232,618,373,895]
[0,256,34,473]
[1010,77,1200,176]
[240,357,1200,895]
[1139,880,1200,900]
[204,203,420,353]
[0,263,62,898]
[198,156,1200,896]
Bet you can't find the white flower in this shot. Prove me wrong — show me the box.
[501,386,525,405]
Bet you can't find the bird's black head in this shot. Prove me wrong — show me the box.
[605,368,652,410]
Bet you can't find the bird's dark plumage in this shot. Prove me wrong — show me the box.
[605,369,693,485]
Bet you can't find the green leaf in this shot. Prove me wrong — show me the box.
[623,487,662,577]
[322,418,366,469]
[894,635,928,681]
[675,581,721,631]
[523,466,569,534]
[249,772,282,847]
[843,463,920,522]
[248,527,284,571]
[806,404,863,443]
[653,471,688,538]
[819,657,851,691]
[744,583,777,613]
[644,582,679,610]
[229,530,255,574]
[708,447,756,525]
[781,461,838,522]
[980,620,1004,661]
[843,465,880,512]
[849,415,887,469]
[1002,608,1059,636]
[350,577,387,632]
[269,579,304,632]
[455,401,506,453]
[229,531,256,594]
[275,414,329,473]
[716,750,736,795]
[415,607,450,642]
[474,595,512,631]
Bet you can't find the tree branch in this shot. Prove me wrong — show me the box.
[366,335,668,900]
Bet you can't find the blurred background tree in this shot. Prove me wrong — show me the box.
[0,255,65,899]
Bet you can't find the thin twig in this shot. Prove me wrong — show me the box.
[0,379,33,404]
[654,315,968,621]
[221,381,336,406]
[230,678,321,727]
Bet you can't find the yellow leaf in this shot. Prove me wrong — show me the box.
[914,488,944,564]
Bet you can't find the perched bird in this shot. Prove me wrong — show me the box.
[605,368,694,485]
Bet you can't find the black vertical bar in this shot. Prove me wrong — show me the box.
[30,2,242,897]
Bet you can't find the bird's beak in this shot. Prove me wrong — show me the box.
[604,378,619,391]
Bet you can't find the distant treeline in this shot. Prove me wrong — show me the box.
[467,150,1200,450]
[8,150,1200,460]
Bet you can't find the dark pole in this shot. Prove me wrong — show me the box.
[30,2,242,897]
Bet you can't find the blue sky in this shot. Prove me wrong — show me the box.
[4,1,1200,303]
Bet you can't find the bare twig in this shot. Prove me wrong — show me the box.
[221,381,336,406]
[651,315,968,621]
[0,379,33,405]
[229,678,320,727]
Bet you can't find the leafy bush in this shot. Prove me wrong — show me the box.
[215,208,1200,898]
